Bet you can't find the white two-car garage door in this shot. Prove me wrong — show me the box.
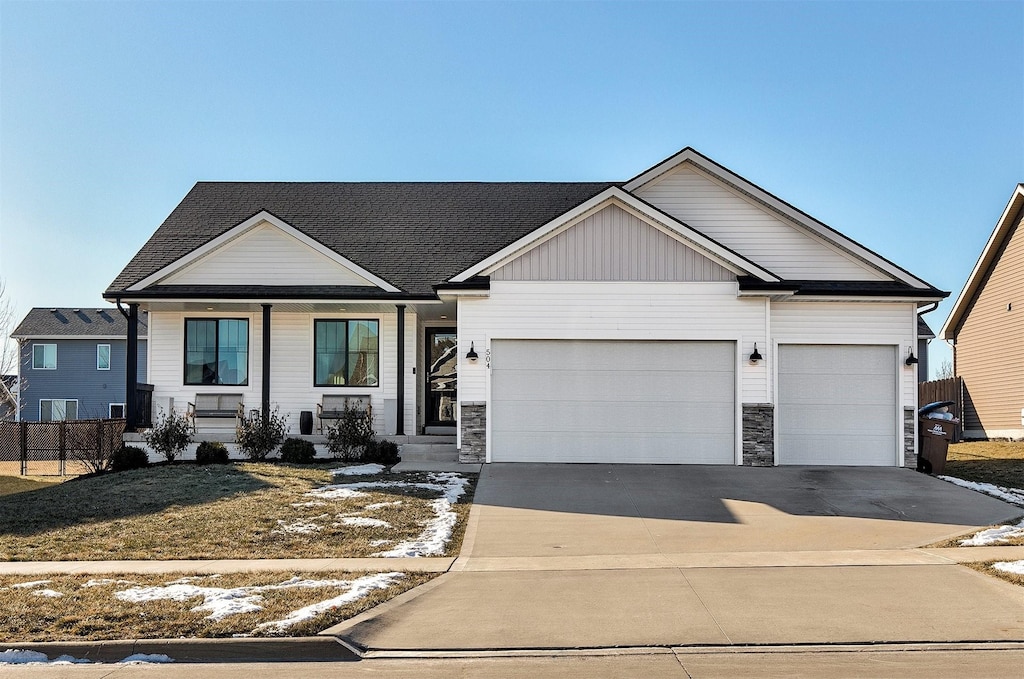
[778,345,898,466]
[490,340,735,464]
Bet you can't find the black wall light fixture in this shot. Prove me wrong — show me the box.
[905,349,918,366]
[466,341,479,363]
[749,343,763,365]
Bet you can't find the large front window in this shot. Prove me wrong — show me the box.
[184,319,249,385]
[315,319,379,387]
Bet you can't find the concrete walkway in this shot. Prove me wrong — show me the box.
[329,464,1024,654]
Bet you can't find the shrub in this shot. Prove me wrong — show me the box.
[144,408,193,463]
[361,439,401,467]
[110,445,150,472]
[325,405,374,460]
[279,437,317,464]
[236,407,288,461]
[195,440,230,465]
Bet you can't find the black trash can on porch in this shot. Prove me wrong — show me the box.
[299,411,313,436]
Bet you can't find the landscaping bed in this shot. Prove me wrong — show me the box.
[0,570,434,641]
[0,463,476,561]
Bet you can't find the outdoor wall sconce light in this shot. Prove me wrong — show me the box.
[749,343,763,365]
[905,349,918,366]
[466,342,479,363]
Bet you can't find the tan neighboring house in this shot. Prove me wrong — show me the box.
[941,184,1024,440]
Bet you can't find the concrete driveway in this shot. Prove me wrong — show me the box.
[330,464,1024,653]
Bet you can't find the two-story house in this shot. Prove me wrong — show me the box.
[11,308,148,421]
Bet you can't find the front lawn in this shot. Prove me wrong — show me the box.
[0,463,476,561]
[0,475,59,498]
[0,570,434,641]
[945,440,1024,489]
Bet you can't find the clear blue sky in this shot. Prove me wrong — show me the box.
[1,1,1022,377]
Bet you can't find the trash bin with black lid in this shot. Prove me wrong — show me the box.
[299,410,314,436]
[918,408,955,474]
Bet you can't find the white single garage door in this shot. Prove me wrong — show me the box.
[490,340,735,463]
[778,345,897,466]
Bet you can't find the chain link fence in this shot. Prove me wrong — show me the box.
[0,419,126,476]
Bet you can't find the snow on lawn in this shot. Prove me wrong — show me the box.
[254,571,404,634]
[118,654,174,664]
[332,463,385,476]
[297,470,470,557]
[7,580,63,597]
[114,573,405,626]
[938,476,1024,506]
[958,519,1024,546]
[994,561,1024,576]
[11,580,51,589]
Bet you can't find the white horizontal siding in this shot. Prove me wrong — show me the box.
[163,223,374,287]
[146,309,416,436]
[458,281,768,405]
[771,301,919,461]
[636,165,888,281]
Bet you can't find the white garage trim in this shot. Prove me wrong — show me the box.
[775,343,901,466]
[487,339,738,464]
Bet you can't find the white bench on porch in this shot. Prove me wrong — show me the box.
[186,393,244,432]
[317,394,371,433]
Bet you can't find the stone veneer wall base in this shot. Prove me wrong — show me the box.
[459,402,486,463]
[742,403,774,466]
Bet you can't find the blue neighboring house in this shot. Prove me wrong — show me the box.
[10,308,148,421]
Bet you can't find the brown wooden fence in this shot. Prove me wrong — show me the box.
[0,419,126,476]
[918,377,962,442]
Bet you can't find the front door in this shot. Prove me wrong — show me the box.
[425,328,457,427]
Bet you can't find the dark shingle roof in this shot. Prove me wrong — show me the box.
[12,308,150,339]
[737,278,946,298]
[105,182,615,297]
[917,316,936,339]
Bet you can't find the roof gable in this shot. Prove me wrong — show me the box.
[146,213,392,290]
[625,147,931,288]
[453,188,779,283]
[942,184,1024,339]
[491,203,736,282]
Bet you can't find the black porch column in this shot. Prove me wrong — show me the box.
[262,304,272,420]
[396,304,405,435]
[125,303,139,432]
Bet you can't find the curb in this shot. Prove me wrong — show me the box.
[1,637,358,664]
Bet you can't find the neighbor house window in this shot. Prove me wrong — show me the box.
[109,403,125,418]
[32,344,56,370]
[40,399,77,421]
[314,319,379,387]
[184,319,249,385]
[97,344,111,370]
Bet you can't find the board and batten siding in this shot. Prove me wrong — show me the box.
[635,165,888,281]
[956,208,1024,438]
[162,223,375,287]
[458,281,769,407]
[146,310,416,435]
[491,204,735,282]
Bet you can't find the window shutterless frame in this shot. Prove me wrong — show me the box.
[40,398,78,421]
[313,319,380,387]
[183,318,250,386]
[97,344,111,370]
[32,344,57,370]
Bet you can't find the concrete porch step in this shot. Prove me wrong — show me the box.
[399,442,458,463]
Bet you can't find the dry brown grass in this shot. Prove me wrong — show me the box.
[945,441,1024,489]
[967,562,1024,589]
[0,475,60,498]
[0,570,434,641]
[0,463,476,561]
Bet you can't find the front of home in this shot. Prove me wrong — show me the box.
[104,148,946,466]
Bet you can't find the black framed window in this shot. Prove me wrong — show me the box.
[184,318,249,385]
[315,319,379,387]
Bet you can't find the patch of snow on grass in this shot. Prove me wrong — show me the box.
[254,572,404,634]
[31,589,63,598]
[994,560,1024,576]
[307,486,369,500]
[365,500,402,510]
[291,500,326,509]
[11,580,50,589]
[119,654,174,664]
[339,517,391,528]
[115,575,369,622]
[273,515,330,535]
[938,476,1024,506]
[958,519,1024,546]
[332,463,385,476]
[372,473,470,558]
[82,579,136,588]
[369,539,390,546]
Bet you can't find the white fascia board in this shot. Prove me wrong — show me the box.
[436,289,490,298]
[780,296,938,304]
[114,297,440,306]
[624,148,932,289]
[451,187,780,283]
[126,211,401,293]
[941,184,1024,340]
